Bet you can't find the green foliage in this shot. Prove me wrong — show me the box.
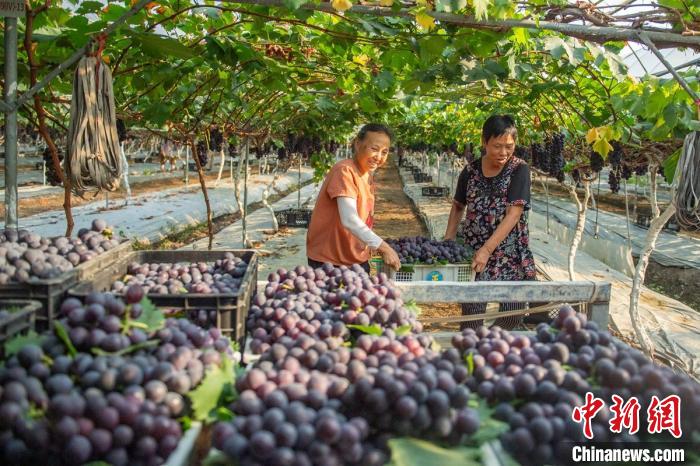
[187,356,236,422]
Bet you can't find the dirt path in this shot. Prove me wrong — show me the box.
[372,158,462,332]
[372,157,429,238]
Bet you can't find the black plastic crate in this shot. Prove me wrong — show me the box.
[275,208,312,228]
[0,299,40,356]
[68,250,257,348]
[75,239,133,281]
[422,186,450,197]
[635,213,681,232]
[0,270,80,331]
[414,173,433,183]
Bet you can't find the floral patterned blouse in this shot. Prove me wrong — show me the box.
[455,156,536,281]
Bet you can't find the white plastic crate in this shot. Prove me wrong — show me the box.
[376,260,475,282]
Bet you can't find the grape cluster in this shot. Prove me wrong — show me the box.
[589,151,604,172]
[451,305,700,466]
[515,145,530,163]
[209,127,223,152]
[385,237,472,265]
[111,252,249,295]
[609,142,622,170]
[0,287,236,465]
[0,219,122,284]
[547,133,565,182]
[43,146,64,186]
[116,119,128,143]
[608,169,620,194]
[195,141,208,167]
[530,143,548,173]
[247,264,423,355]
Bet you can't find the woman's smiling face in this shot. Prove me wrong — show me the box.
[483,133,516,167]
[354,131,391,174]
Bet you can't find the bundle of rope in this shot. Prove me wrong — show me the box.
[674,131,700,230]
[65,55,122,197]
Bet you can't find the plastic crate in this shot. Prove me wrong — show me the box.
[422,186,450,197]
[413,173,433,183]
[75,239,133,281]
[0,270,80,331]
[635,212,681,232]
[275,208,312,228]
[0,299,40,356]
[68,250,258,348]
[378,260,475,282]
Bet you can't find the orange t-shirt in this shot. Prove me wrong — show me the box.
[306,159,374,265]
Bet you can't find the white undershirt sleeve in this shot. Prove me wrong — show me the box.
[336,196,384,249]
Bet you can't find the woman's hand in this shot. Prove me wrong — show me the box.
[378,241,401,271]
[471,246,492,273]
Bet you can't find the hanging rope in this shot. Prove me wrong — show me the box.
[674,131,700,230]
[65,45,122,197]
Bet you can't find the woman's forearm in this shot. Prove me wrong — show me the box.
[337,197,383,249]
[482,206,523,253]
[444,202,466,240]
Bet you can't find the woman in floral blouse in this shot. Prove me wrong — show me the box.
[444,115,536,329]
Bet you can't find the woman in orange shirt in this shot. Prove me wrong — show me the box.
[306,124,401,273]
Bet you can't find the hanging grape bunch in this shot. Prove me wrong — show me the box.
[228,141,238,159]
[116,119,128,143]
[195,140,209,167]
[43,146,64,186]
[515,145,529,163]
[609,141,622,170]
[547,133,565,182]
[209,127,223,153]
[608,170,620,194]
[530,143,548,173]
[589,150,604,173]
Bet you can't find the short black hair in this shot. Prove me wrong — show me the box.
[482,115,517,143]
[357,123,393,141]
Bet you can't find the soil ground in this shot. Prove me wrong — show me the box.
[372,158,463,333]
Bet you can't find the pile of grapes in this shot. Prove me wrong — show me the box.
[450,306,700,465]
[385,237,472,265]
[212,264,485,465]
[110,252,250,296]
[220,262,700,465]
[0,219,122,284]
[246,264,423,355]
[0,285,236,465]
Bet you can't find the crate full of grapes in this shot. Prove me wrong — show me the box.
[274,208,313,228]
[421,186,450,197]
[376,237,475,282]
[68,250,258,348]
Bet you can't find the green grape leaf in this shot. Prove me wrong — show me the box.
[405,300,422,316]
[133,297,165,333]
[202,449,230,466]
[54,321,77,357]
[465,351,475,375]
[187,357,236,422]
[215,407,234,422]
[3,331,45,358]
[465,399,510,445]
[387,438,481,466]
[395,324,413,336]
[347,324,383,336]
